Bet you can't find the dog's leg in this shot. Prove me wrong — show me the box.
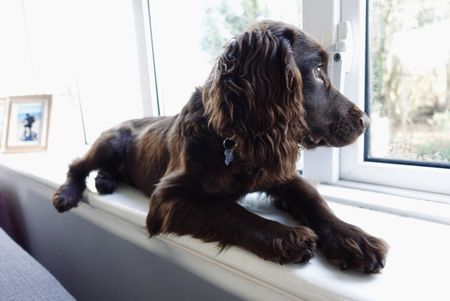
[52,128,132,212]
[146,172,317,264]
[266,176,388,273]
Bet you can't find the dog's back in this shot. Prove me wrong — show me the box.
[122,116,176,195]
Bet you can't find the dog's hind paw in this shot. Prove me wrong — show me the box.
[95,170,118,194]
[52,184,83,212]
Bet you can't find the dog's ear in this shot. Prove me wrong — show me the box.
[202,29,307,145]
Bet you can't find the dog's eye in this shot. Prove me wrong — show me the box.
[313,66,322,80]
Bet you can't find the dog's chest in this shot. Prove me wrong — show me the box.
[199,160,284,196]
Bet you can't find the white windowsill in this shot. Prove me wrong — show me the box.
[1,151,450,301]
[318,181,450,225]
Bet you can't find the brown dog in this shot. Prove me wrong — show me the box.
[53,20,387,273]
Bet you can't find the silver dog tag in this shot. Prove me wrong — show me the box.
[223,136,237,166]
[224,148,234,166]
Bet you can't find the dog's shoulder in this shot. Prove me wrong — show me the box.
[178,88,209,136]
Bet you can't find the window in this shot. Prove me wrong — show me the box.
[366,0,450,168]
[338,0,450,195]
[0,0,147,145]
[145,0,450,196]
[4,0,447,197]
[148,0,303,116]
[303,0,450,199]
[70,0,145,143]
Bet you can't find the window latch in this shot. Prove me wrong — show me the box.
[328,21,355,92]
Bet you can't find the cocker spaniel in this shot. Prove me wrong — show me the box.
[53,20,388,273]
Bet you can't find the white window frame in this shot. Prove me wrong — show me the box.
[135,0,158,117]
[303,0,450,197]
[302,0,341,184]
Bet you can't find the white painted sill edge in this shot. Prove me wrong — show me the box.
[1,152,450,301]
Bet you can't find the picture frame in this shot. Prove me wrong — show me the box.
[4,95,52,152]
[0,98,7,150]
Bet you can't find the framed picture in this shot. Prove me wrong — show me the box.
[0,98,7,150]
[5,95,52,152]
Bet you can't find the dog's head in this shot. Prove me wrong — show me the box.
[260,21,370,149]
[202,20,368,169]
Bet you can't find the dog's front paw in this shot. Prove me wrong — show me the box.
[270,226,318,265]
[319,223,388,273]
[52,184,83,212]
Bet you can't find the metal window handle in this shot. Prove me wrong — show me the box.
[328,21,355,92]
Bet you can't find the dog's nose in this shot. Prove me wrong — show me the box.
[360,114,370,128]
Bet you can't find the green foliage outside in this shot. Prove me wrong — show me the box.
[202,0,268,59]
[369,0,450,163]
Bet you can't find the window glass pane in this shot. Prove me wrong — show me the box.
[150,0,302,116]
[0,0,144,145]
[71,0,144,143]
[367,0,450,166]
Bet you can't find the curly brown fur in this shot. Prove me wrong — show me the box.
[203,29,307,176]
[52,20,388,272]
